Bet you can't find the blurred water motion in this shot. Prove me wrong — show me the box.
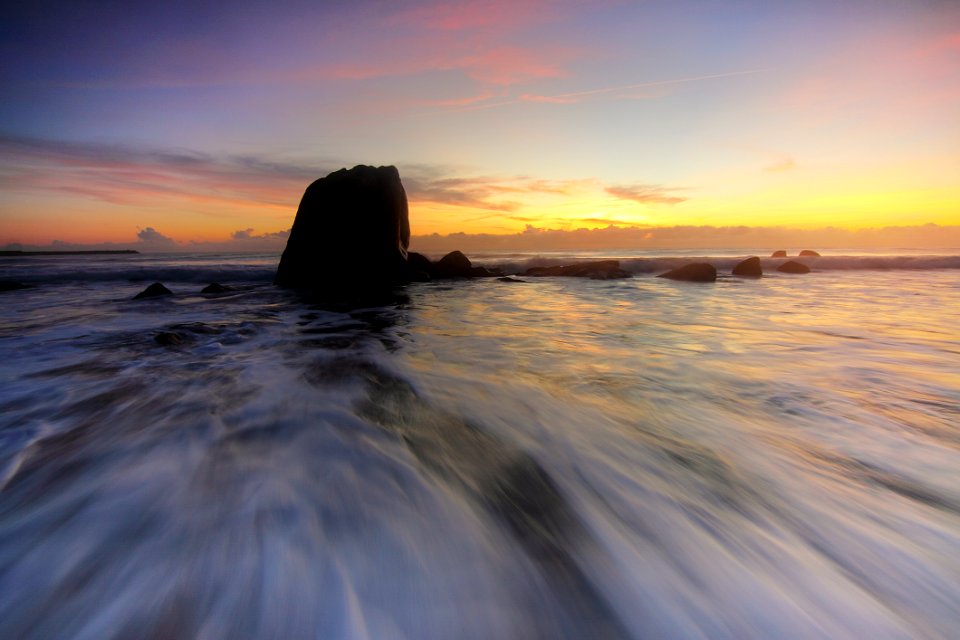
[1,260,959,638]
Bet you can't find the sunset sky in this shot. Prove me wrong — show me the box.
[1,0,958,251]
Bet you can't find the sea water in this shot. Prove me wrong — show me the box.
[1,251,959,639]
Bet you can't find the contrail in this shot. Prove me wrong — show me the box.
[440,69,763,113]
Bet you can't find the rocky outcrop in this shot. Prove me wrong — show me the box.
[732,256,762,277]
[777,261,810,274]
[799,250,821,257]
[274,165,410,294]
[133,282,173,299]
[771,250,787,258]
[657,263,717,282]
[524,260,630,279]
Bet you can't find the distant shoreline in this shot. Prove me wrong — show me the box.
[0,250,140,256]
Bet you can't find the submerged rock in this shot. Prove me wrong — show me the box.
[201,282,230,294]
[498,276,525,283]
[274,165,410,294]
[777,260,811,274]
[525,260,630,279]
[133,282,173,299]
[799,250,821,257]
[732,256,762,277]
[771,250,787,258]
[154,331,187,346]
[657,263,717,282]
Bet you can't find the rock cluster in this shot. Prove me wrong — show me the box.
[524,260,629,279]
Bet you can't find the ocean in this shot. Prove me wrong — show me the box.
[1,249,959,639]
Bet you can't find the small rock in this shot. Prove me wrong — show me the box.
[154,331,186,346]
[0,280,29,292]
[798,250,821,257]
[201,282,230,294]
[498,276,525,283]
[657,263,717,282]
[732,256,762,277]
[470,266,500,277]
[777,261,811,274]
[771,250,787,258]
[134,282,173,299]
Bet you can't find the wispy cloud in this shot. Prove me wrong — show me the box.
[764,155,797,173]
[605,184,687,205]
[437,69,763,112]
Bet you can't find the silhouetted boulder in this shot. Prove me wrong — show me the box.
[657,263,717,282]
[525,260,630,279]
[201,283,230,294]
[771,250,787,258]
[134,282,173,299]
[732,256,762,277]
[435,250,473,278]
[799,250,821,257]
[274,165,410,294]
[498,276,525,283]
[777,261,811,274]
[0,280,29,292]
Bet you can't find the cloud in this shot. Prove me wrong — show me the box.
[0,134,331,213]
[605,184,687,205]
[137,226,177,246]
[231,227,290,241]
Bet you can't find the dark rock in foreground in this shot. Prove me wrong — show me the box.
[275,165,410,294]
[201,283,230,294]
[771,250,787,257]
[0,280,29,292]
[732,256,762,277]
[777,261,811,274]
[498,276,525,283]
[657,263,717,282]
[525,260,630,279]
[134,282,173,299]
[799,250,821,257]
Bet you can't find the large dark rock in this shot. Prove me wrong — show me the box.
[524,260,630,279]
[657,263,717,282]
[274,165,410,294]
[771,250,787,258]
[435,250,473,278]
[732,256,762,277]
[133,282,173,299]
[777,260,811,274]
[799,250,821,257]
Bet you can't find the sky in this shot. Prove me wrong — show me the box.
[1,0,958,252]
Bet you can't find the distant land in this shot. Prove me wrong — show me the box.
[0,250,140,256]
